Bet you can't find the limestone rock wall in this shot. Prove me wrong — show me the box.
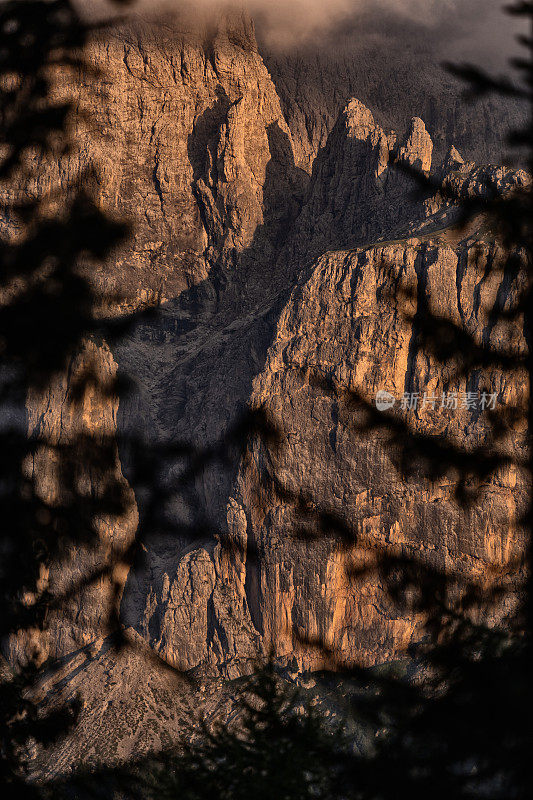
[238,234,527,668]
[126,88,528,673]
[6,11,528,679]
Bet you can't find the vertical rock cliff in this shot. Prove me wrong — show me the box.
[129,90,527,674]
[5,10,528,706]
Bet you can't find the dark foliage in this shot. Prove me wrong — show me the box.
[0,2,136,796]
[1,2,531,799]
[142,658,349,800]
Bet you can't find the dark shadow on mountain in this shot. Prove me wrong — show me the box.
[187,84,230,185]
[115,101,308,663]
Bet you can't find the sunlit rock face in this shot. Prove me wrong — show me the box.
[10,9,528,686]
[116,71,527,673]
[16,9,304,317]
[239,233,527,669]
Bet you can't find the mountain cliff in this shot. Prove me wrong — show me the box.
[4,9,527,772]
[121,90,527,676]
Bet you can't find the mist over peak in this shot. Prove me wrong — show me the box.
[76,0,524,77]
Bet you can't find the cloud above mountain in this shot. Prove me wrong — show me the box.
[81,0,523,64]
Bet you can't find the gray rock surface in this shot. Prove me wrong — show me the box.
[261,12,527,171]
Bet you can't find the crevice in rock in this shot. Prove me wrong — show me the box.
[456,246,468,325]
[243,543,263,636]
[152,152,165,217]
[404,247,429,395]
[206,593,229,653]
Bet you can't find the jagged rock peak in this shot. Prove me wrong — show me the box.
[286,98,438,261]
[340,101,433,174]
[332,100,434,184]
[396,116,433,175]
[442,144,465,172]
[343,98,379,138]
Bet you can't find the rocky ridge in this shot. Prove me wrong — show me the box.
[261,11,528,171]
[128,93,528,674]
[3,10,528,770]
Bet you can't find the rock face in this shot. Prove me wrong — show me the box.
[7,11,528,692]
[239,233,527,668]
[44,9,306,310]
[135,125,528,673]
[113,29,527,674]
[6,339,138,669]
[285,101,434,263]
